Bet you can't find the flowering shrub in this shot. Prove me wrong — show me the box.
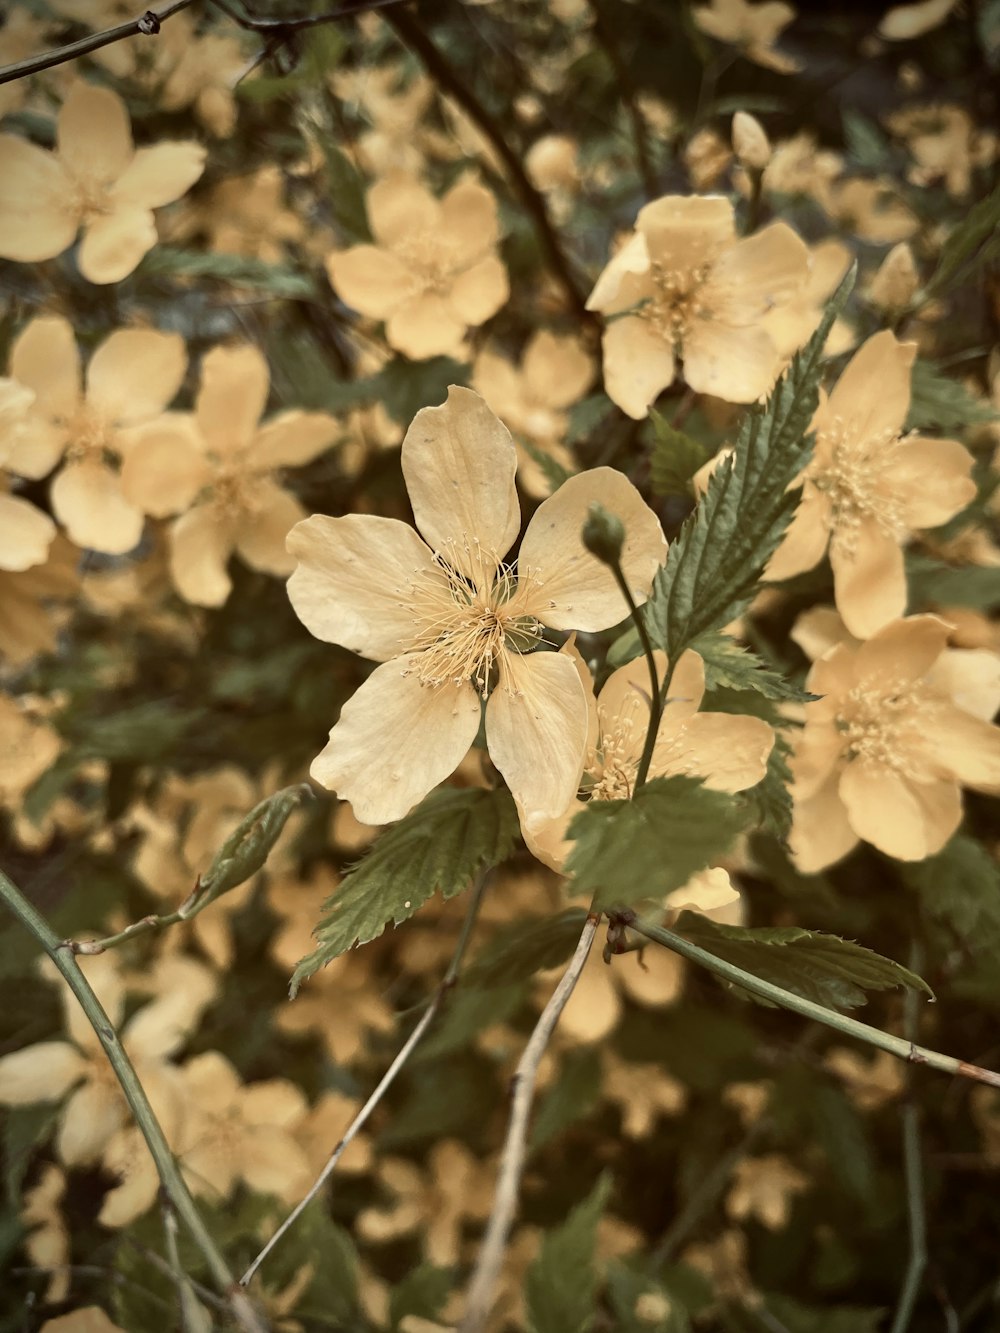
[1,3,1000,1332]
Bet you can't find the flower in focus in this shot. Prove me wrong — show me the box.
[789,615,1000,870]
[766,332,976,638]
[586,194,809,417]
[6,316,186,554]
[0,81,205,283]
[325,173,509,360]
[286,386,666,825]
[692,0,802,73]
[121,344,339,606]
[519,644,774,872]
[472,330,592,497]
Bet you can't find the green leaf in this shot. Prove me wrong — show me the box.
[322,142,372,243]
[135,247,316,297]
[291,787,518,993]
[689,630,814,702]
[519,435,574,492]
[566,393,614,444]
[417,981,528,1060]
[905,552,1000,611]
[905,359,999,432]
[926,178,1000,296]
[648,410,709,497]
[464,909,590,989]
[644,266,856,661]
[565,776,747,909]
[761,1294,885,1333]
[901,833,1000,943]
[676,915,933,1010]
[525,1173,612,1333]
[530,1047,602,1153]
[4,1104,59,1205]
[842,109,892,168]
[390,1263,453,1329]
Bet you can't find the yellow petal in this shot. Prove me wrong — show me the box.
[597,651,668,767]
[789,719,844,800]
[523,331,593,410]
[666,867,738,913]
[250,410,340,468]
[233,479,306,576]
[386,292,468,360]
[636,194,736,271]
[57,1081,125,1166]
[169,504,235,607]
[448,253,509,325]
[242,1127,311,1200]
[40,1307,127,1333]
[830,518,906,639]
[86,329,186,422]
[600,314,675,419]
[326,244,413,318]
[853,614,950,686]
[823,331,914,444]
[486,649,588,821]
[439,175,501,264]
[517,467,666,631]
[196,344,270,455]
[0,135,76,262]
[789,771,859,873]
[682,318,780,402]
[111,141,206,209]
[840,759,960,860]
[889,436,976,529]
[57,82,133,185]
[401,386,520,582]
[0,1042,86,1104]
[286,512,434,660]
[310,657,482,824]
[914,703,1000,790]
[367,173,440,246]
[0,494,56,572]
[51,459,144,554]
[77,205,157,284]
[518,799,579,874]
[119,415,210,517]
[666,712,774,791]
[10,316,80,419]
[764,487,830,581]
[705,221,809,320]
[879,0,960,39]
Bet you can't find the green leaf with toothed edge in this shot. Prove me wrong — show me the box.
[525,1173,612,1333]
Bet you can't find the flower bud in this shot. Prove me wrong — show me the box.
[581,502,625,566]
[194,783,312,907]
[868,242,919,312]
[732,112,771,171]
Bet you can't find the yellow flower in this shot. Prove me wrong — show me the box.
[174,164,305,262]
[0,12,53,120]
[286,386,666,825]
[0,81,205,283]
[726,1155,809,1229]
[7,315,186,554]
[472,330,593,497]
[1,378,56,573]
[22,1164,70,1304]
[519,644,774,872]
[325,173,509,360]
[121,344,339,606]
[149,9,249,138]
[766,332,976,638]
[789,615,1000,871]
[692,0,802,73]
[586,194,809,417]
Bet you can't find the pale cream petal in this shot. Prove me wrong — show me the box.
[111,142,206,209]
[879,0,960,40]
[0,1042,86,1104]
[666,866,738,913]
[617,943,685,1006]
[517,467,666,631]
[57,83,133,186]
[597,651,667,768]
[57,1081,125,1165]
[471,349,523,416]
[764,487,830,581]
[196,344,270,456]
[823,331,914,443]
[242,1129,311,1200]
[789,719,844,800]
[40,1309,127,1333]
[367,174,440,247]
[600,315,675,420]
[448,254,509,325]
[51,459,144,554]
[907,778,964,854]
[704,222,809,319]
[99,1129,160,1227]
[929,649,1000,721]
[310,657,482,824]
[286,512,434,659]
[519,799,579,874]
[439,175,501,264]
[682,318,780,403]
[119,416,211,517]
[249,410,340,468]
[523,332,593,410]
[664,712,774,791]
[241,1079,307,1128]
[86,330,187,423]
[386,293,468,360]
[77,206,157,284]
[326,244,413,318]
[830,519,906,639]
[401,385,520,582]
[789,771,859,873]
[662,648,707,718]
[913,703,1000,790]
[6,418,68,480]
[0,494,56,572]
[853,615,951,687]
[233,479,306,576]
[169,505,235,607]
[889,436,976,529]
[635,194,736,271]
[182,1051,241,1113]
[486,649,588,821]
[840,758,959,860]
[10,316,81,417]
[561,634,600,755]
[586,230,650,313]
[0,136,77,261]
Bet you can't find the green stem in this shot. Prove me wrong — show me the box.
[609,560,664,790]
[890,941,928,1333]
[0,868,269,1333]
[631,917,1000,1090]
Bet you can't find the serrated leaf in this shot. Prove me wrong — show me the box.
[690,630,814,702]
[530,1047,602,1153]
[648,410,709,497]
[676,915,933,1010]
[566,393,614,444]
[390,1263,453,1329]
[565,776,747,909]
[926,178,1000,296]
[525,1173,612,1333]
[519,436,574,492]
[291,787,518,992]
[901,833,1000,942]
[644,266,856,661]
[905,360,999,432]
[136,246,316,297]
[464,909,590,989]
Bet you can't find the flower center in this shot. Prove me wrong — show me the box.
[641,261,712,343]
[62,407,116,463]
[209,462,265,520]
[836,676,929,775]
[810,416,906,559]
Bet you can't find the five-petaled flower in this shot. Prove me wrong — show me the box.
[286,386,667,825]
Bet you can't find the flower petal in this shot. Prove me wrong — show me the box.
[386,292,468,360]
[523,332,593,410]
[636,194,736,271]
[51,460,144,554]
[597,651,667,768]
[286,512,435,659]
[764,487,831,581]
[840,757,959,860]
[0,495,56,572]
[196,344,269,455]
[326,244,413,318]
[86,329,187,423]
[600,314,675,420]
[704,221,809,320]
[169,505,235,607]
[310,657,482,824]
[367,174,440,247]
[913,702,1000,790]
[889,435,976,529]
[486,649,588,821]
[233,479,306,576]
[586,230,650,312]
[789,718,844,799]
[830,518,906,639]
[682,318,781,402]
[250,410,340,469]
[853,614,951,687]
[57,83,133,186]
[77,206,158,284]
[0,136,76,262]
[439,175,501,264]
[824,331,915,443]
[665,711,774,791]
[10,316,81,419]
[448,254,509,326]
[517,467,666,631]
[789,771,859,873]
[0,1042,86,1105]
[57,1081,125,1166]
[110,142,206,209]
[401,385,520,581]
[119,415,210,517]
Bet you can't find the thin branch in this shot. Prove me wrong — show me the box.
[890,942,928,1333]
[240,870,492,1288]
[382,5,593,325]
[587,0,657,200]
[208,0,407,33]
[0,867,269,1333]
[459,914,600,1333]
[631,916,1000,1090]
[0,0,196,87]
